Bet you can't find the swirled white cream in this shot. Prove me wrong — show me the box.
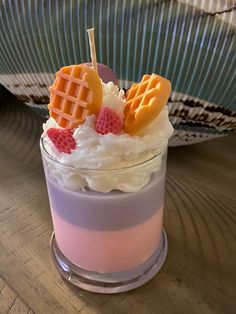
[42,82,174,193]
[101,82,126,119]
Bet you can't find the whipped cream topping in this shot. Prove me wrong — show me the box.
[101,82,126,119]
[42,82,174,193]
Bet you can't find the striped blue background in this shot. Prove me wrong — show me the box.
[0,0,235,110]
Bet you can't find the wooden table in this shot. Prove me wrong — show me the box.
[0,94,235,314]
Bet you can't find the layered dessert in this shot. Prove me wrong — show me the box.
[41,63,173,276]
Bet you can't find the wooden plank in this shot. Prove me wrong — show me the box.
[0,276,32,314]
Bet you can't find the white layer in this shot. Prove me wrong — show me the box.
[42,83,173,192]
[101,82,126,119]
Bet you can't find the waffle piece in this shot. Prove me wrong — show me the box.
[48,64,103,129]
[124,74,171,135]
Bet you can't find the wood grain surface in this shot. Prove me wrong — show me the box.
[0,94,235,314]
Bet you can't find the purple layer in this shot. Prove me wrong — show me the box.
[45,173,165,230]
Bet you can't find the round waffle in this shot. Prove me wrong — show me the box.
[48,64,103,129]
[124,74,171,135]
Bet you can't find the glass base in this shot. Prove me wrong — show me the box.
[50,230,168,293]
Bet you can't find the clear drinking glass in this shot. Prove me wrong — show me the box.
[40,137,168,293]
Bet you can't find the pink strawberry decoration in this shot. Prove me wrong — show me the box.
[47,128,76,154]
[95,107,122,135]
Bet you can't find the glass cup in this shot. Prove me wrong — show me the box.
[40,137,168,293]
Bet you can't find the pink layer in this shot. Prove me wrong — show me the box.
[51,207,163,273]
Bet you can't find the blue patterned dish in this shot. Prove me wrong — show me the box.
[0,0,235,145]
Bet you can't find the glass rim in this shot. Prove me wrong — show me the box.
[40,136,166,172]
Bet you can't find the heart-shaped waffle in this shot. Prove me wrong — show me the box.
[48,64,103,129]
[124,74,171,135]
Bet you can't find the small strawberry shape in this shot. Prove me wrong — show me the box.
[47,128,76,154]
[95,107,122,135]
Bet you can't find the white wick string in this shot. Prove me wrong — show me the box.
[87,28,98,73]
